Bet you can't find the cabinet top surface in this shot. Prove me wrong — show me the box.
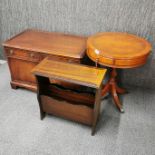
[87,32,152,59]
[3,29,87,59]
[32,58,106,88]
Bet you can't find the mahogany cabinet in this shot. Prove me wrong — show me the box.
[3,29,87,91]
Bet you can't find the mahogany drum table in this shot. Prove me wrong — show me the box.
[87,32,151,112]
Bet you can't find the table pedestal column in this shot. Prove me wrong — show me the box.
[102,68,126,113]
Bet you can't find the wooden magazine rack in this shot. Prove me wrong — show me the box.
[32,58,106,135]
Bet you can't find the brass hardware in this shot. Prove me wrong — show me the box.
[10,50,13,55]
[95,49,100,68]
[95,58,99,67]
[68,59,72,63]
[30,53,34,58]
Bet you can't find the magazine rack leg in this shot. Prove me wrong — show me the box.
[35,75,50,120]
[92,85,102,135]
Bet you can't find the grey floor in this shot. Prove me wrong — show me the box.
[0,63,155,155]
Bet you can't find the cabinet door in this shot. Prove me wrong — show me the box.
[8,58,37,84]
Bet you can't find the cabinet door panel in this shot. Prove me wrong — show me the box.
[8,58,37,83]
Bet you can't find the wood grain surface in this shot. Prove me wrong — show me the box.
[87,32,151,68]
[32,57,107,88]
[3,29,87,59]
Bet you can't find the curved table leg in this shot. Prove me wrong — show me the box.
[101,83,110,97]
[101,68,125,113]
[116,85,127,94]
[111,83,124,113]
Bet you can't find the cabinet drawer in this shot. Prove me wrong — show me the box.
[40,53,80,63]
[5,48,40,62]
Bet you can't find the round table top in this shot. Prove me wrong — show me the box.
[87,32,152,68]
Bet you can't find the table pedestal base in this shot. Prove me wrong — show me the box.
[102,68,126,113]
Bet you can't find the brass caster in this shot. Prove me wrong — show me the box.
[120,108,125,113]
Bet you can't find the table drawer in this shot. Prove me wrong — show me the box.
[5,48,40,62]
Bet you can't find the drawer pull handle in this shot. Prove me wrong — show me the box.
[10,50,13,55]
[68,60,72,63]
[30,53,34,58]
